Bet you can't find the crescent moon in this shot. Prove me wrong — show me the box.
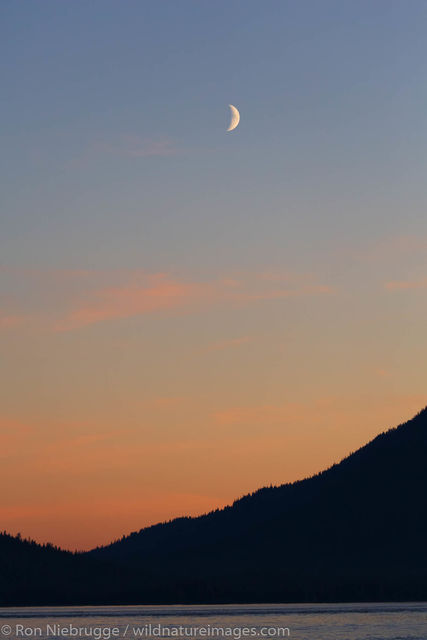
[227,104,240,132]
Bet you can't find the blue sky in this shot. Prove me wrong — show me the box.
[2,0,427,272]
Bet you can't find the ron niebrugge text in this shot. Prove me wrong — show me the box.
[3,624,290,639]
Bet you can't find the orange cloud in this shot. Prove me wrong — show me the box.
[213,403,304,427]
[374,367,390,377]
[56,274,204,331]
[0,314,23,329]
[54,269,332,331]
[385,278,427,291]
[204,336,252,352]
[212,394,427,434]
[230,284,333,302]
[341,234,427,263]
[0,267,333,332]
[372,235,427,259]
[215,271,334,303]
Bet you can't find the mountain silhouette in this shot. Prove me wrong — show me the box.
[2,406,427,604]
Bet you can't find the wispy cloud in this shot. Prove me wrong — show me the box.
[373,235,427,256]
[211,394,427,434]
[58,270,333,330]
[125,139,176,158]
[55,273,202,331]
[203,336,252,353]
[385,278,427,291]
[374,367,390,377]
[229,284,332,302]
[344,234,427,263]
[0,314,24,329]
[215,271,334,304]
[0,268,333,332]
[94,135,177,158]
[213,404,294,427]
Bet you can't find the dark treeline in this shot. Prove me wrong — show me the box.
[2,406,427,605]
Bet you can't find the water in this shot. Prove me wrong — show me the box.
[1,603,426,640]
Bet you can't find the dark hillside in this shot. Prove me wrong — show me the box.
[2,407,427,604]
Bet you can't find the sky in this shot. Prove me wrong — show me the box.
[2,0,427,550]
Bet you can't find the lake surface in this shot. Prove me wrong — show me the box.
[1,603,426,640]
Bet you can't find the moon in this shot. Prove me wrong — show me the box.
[227,104,240,132]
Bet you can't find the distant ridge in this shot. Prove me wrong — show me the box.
[2,406,427,604]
